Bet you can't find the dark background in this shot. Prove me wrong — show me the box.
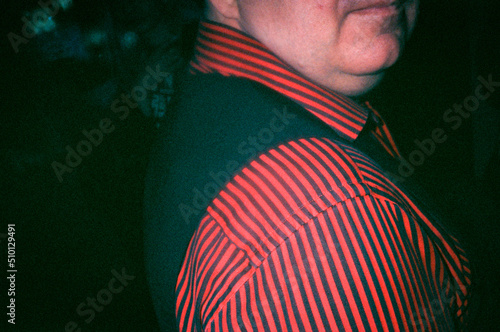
[1,0,499,331]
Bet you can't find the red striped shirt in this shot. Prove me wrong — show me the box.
[176,20,472,331]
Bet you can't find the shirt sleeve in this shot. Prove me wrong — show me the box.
[175,137,472,331]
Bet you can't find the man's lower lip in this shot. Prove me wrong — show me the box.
[351,5,399,16]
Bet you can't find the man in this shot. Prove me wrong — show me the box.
[144,0,473,330]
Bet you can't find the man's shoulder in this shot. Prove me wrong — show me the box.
[162,73,313,173]
[178,73,290,107]
[173,73,302,135]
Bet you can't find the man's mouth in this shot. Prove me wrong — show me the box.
[347,0,411,16]
[350,1,400,16]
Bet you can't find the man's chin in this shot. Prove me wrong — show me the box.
[326,72,385,97]
[341,31,403,74]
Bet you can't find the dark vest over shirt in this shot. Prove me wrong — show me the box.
[144,73,472,331]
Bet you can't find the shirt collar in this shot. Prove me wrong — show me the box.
[189,20,369,141]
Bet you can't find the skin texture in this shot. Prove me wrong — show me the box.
[206,0,419,96]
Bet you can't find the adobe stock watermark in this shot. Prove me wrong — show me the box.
[397,74,499,179]
[7,0,72,54]
[51,64,172,182]
[178,106,297,225]
[64,268,135,332]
